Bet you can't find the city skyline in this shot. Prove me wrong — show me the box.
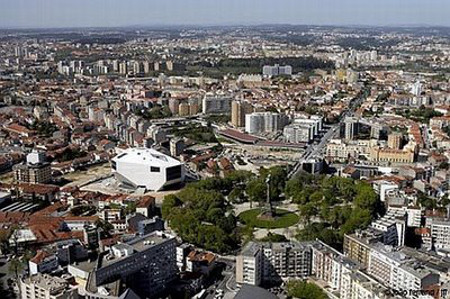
[1,0,450,29]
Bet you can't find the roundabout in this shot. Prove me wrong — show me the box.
[238,208,300,229]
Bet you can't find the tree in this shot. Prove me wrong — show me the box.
[260,232,288,243]
[246,178,266,205]
[0,229,10,254]
[9,258,24,282]
[286,280,328,299]
[162,194,182,219]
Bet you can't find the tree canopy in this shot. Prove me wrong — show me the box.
[286,280,328,299]
[162,171,254,253]
[287,173,382,249]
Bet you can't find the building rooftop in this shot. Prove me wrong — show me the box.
[99,231,174,268]
[112,148,182,167]
[235,284,277,299]
[22,273,69,295]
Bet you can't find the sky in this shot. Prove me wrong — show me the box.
[1,0,450,29]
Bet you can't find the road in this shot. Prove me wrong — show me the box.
[204,259,237,299]
[288,95,366,178]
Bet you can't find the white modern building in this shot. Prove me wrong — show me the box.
[111,148,184,191]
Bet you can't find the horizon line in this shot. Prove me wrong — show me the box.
[1,22,450,31]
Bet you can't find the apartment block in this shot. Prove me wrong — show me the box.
[236,241,312,286]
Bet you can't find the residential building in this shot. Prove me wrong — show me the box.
[262,64,292,77]
[245,112,288,134]
[13,151,51,184]
[236,241,312,286]
[29,251,59,275]
[20,273,78,299]
[88,231,177,298]
[231,100,253,128]
[202,94,232,114]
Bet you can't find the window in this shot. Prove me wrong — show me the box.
[150,166,160,172]
[166,165,182,181]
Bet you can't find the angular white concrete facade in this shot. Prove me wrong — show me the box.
[112,148,184,191]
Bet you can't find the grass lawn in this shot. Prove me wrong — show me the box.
[239,208,299,229]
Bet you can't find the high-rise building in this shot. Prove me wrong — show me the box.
[143,61,150,74]
[284,116,323,143]
[133,61,141,74]
[366,243,440,298]
[231,100,253,128]
[178,102,190,116]
[154,62,160,71]
[168,98,180,115]
[202,94,232,114]
[170,138,185,157]
[283,124,314,143]
[311,241,360,292]
[112,60,119,72]
[245,112,288,134]
[188,101,199,115]
[370,50,378,61]
[344,117,358,141]
[411,81,422,96]
[165,61,174,71]
[343,230,384,268]
[119,62,128,75]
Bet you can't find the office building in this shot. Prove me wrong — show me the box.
[111,147,184,191]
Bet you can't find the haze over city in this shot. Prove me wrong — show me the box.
[2,1,450,299]
[1,0,450,28]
